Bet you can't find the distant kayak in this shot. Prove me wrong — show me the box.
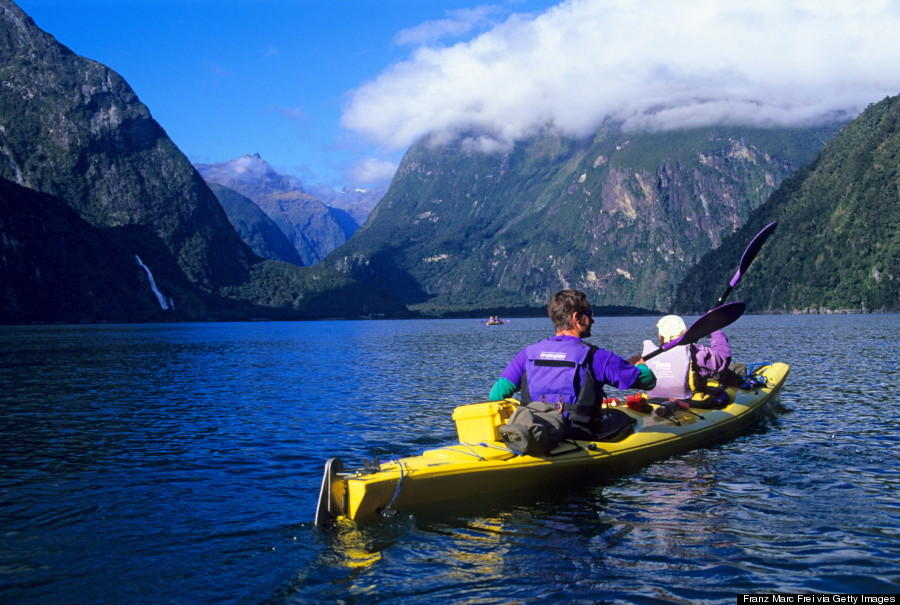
[482,317,508,325]
[315,361,790,526]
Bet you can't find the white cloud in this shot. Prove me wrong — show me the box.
[349,156,399,185]
[392,5,505,46]
[342,0,900,153]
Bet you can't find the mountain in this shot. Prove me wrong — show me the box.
[324,122,840,314]
[673,95,900,314]
[0,0,407,322]
[0,177,197,322]
[307,183,385,228]
[0,0,242,291]
[196,155,360,265]
[206,182,304,266]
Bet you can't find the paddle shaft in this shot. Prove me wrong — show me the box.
[716,221,778,306]
[643,301,746,361]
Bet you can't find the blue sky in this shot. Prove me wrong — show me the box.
[16,0,558,188]
[14,0,900,190]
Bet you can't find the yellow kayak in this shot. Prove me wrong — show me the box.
[315,361,790,526]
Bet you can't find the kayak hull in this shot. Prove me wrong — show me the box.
[316,361,789,525]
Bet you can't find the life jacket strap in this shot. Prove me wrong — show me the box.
[563,347,599,424]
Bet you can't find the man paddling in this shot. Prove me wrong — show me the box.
[489,289,656,440]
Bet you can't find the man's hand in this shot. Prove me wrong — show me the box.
[627,355,646,366]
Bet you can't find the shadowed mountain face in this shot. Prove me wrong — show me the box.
[0,0,251,290]
[0,177,188,323]
[206,181,305,266]
[325,122,840,313]
[0,0,408,322]
[0,0,253,293]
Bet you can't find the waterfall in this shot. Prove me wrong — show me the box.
[135,255,173,311]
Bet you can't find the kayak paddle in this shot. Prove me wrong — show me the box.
[716,221,778,306]
[643,301,746,361]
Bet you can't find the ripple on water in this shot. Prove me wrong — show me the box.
[2,316,899,603]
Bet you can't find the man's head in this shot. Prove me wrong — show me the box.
[548,289,594,337]
[657,315,687,344]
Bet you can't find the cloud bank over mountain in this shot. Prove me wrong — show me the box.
[342,0,900,153]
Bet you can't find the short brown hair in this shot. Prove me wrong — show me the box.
[547,289,591,331]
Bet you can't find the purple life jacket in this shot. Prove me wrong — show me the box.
[520,337,600,424]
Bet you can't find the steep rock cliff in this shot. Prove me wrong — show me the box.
[326,123,839,312]
[0,0,249,290]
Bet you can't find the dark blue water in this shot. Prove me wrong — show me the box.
[1,315,898,603]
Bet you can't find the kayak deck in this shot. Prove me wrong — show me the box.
[315,361,789,526]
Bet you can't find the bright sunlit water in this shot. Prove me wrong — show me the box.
[1,314,898,603]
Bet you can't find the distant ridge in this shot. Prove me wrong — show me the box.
[196,155,382,265]
[206,181,305,266]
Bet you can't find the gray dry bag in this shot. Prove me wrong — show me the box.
[498,402,566,456]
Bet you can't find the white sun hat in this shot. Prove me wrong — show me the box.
[657,315,687,343]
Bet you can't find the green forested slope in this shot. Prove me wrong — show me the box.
[674,95,899,313]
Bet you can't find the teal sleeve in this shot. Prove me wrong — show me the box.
[633,363,656,390]
[489,377,518,401]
